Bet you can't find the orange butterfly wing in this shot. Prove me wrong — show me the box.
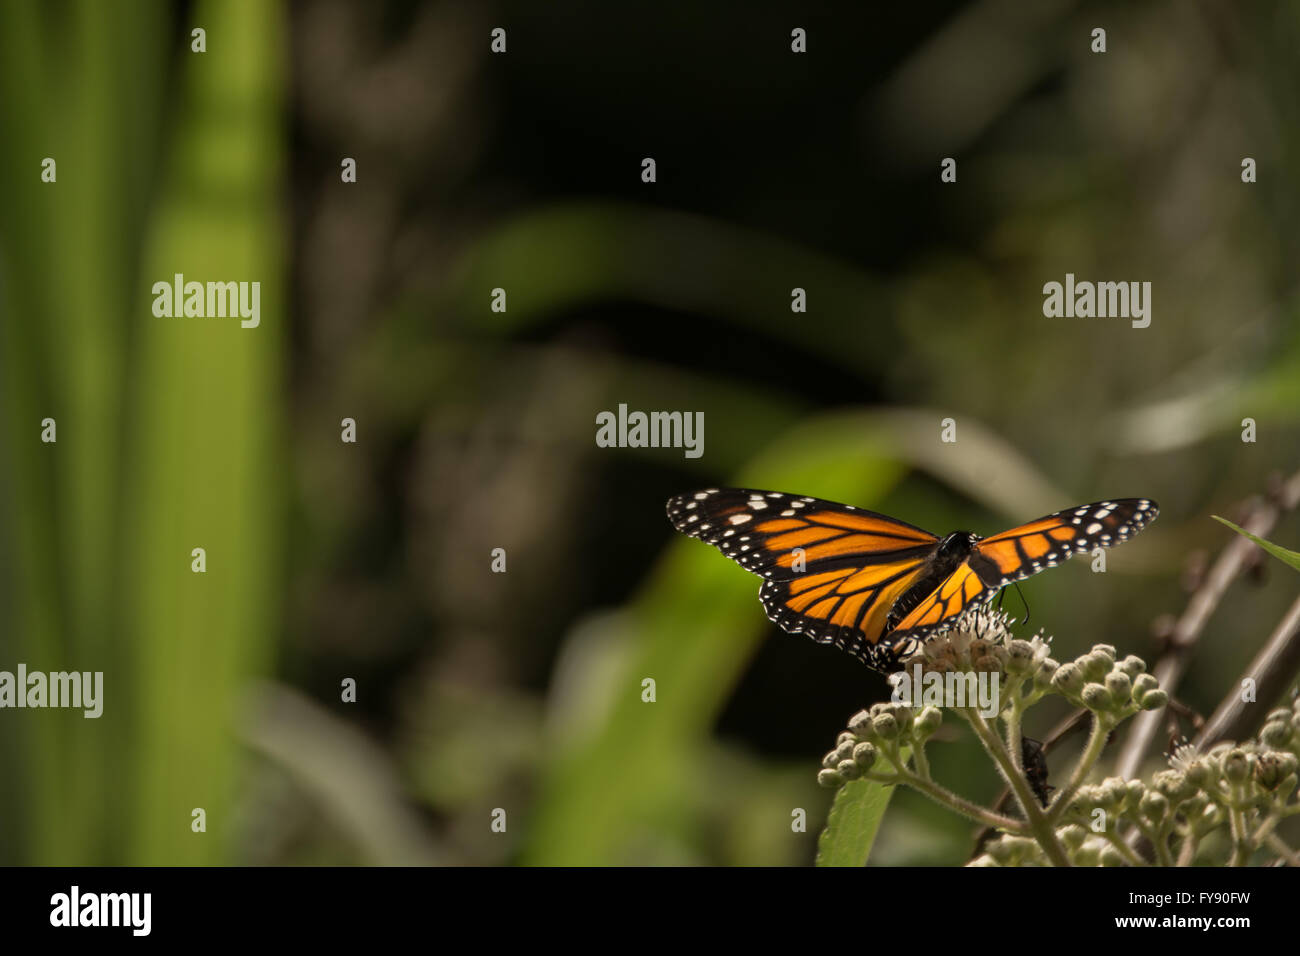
[890,562,989,635]
[891,498,1160,637]
[970,498,1159,589]
[666,488,938,668]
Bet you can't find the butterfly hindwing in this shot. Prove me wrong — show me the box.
[890,562,989,636]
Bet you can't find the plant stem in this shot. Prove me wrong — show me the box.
[1101,828,1147,866]
[897,770,1026,833]
[910,741,931,780]
[1005,689,1024,777]
[1227,784,1252,866]
[1136,819,1174,867]
[1266,834,1300,865]
[1047,713,1111,826]
[963,707,1071,866]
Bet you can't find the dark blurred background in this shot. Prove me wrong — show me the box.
[1,0,1298,865]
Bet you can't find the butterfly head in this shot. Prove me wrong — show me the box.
[936,531,978,562]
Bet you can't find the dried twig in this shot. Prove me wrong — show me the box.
[1114,469,1300,780]
[1195,592,1300,750]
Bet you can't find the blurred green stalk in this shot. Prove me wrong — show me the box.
[0,0,284,864]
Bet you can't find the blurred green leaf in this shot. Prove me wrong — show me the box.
[453,202,895,372]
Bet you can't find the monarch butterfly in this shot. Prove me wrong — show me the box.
[665,488,1158,672]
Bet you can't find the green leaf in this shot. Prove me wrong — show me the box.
[816,776,897,867]
[1212,516,1300,573]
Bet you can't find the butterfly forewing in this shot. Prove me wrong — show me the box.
[666,488,939,666]
[969,498,1159,589]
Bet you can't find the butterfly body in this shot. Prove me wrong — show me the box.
[666,488,1158,671]
[887,531,977,631]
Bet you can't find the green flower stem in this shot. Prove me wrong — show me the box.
[1265,834,1300,865]
[895,770,1026,832]
[910,741,931,780]
[1249,812,1282,849]
[876,738,908,776]
[1227,784,1252,866]
[1004,690,1024,778]
[1046,713,1112,826]
[1136,818,1174,867]
[861,771,902,783]
[860,734,1020,831]
[962,707,1071,867]
[1101,828,1147,866]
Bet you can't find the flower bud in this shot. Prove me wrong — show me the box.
[1255,752,1297,790]
[1105,671,1132,701]
[1057,825,1088,850]
[1260,720,1293,749]
[887,704,915,734]
[837,759,863,781]
[1082,682,1112,711]
[1132,673,1160,698]
[1118,655,1146,677]
[1006,640,1038,675]
[1073,843,1101,867]
[1223,749,1250,784]
[1079,652,1112,683]
[872,712,900,740]
[1033,658,1059,692]
[1100,777,1128,810]
[853,742,877,770]
[1124,780,1145,809]
[1052,662,1085,696]
[1140,790,1168,821]
[1099,845,1126,867]
[986,837,1021,865]
[914,706,943,738]
[847,710,874,737]
[1184,759,1214,789]
[1138,689,1168,711]
[817,769,843,788]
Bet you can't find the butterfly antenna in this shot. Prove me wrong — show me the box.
[1013,582,1030,627]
